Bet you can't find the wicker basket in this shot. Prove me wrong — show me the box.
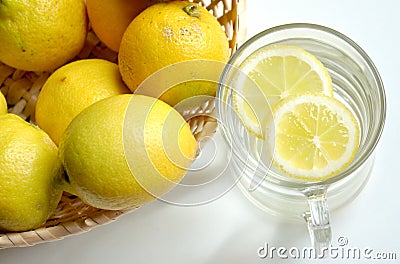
[0,0,246,248]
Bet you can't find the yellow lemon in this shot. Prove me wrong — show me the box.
[119,1,229,105]
[87,0,152,52]
[267,93,360,181]
[0,114,63,231]
[0,92,7,114]
[0,0,87,71]
[233,45,333,138]
[35,59,130,146]
[59,94,197,210]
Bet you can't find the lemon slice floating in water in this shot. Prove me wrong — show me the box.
[267,93,360,181]
[233,45,333,138]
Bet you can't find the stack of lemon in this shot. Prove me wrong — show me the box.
[0,0,229,231]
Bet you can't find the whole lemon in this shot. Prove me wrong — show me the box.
[118,1,230,104]
[87,0,151,52]
[0,92,6,114]
[59,94,197,210]
[0,114,63,232]
[35,59,130,146]
[0,0,87,71]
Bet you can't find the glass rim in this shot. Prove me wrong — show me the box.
[217,22,386,189]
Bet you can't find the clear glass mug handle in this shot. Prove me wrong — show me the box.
[303,186,332,253]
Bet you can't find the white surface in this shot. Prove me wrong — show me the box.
[1,0,399,263]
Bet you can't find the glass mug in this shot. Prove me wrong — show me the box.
[216,23,386,250]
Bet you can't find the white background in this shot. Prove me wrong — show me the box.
[1,0,399,263]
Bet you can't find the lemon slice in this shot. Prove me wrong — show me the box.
[233,45,333,138]
[267,93,360,181]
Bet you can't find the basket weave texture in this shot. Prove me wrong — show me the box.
[0,0,246,248]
